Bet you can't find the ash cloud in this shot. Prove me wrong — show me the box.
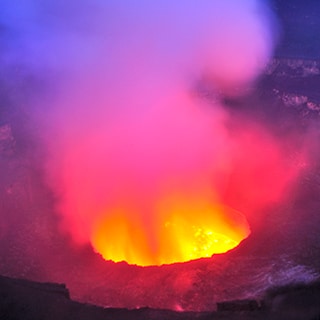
[0,1,297,260]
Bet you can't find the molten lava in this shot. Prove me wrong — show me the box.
[91,194,250,266]
[53,100,296,267]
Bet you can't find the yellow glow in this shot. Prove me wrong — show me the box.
[90,194,250,266]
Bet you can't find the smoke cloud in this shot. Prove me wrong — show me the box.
[1,1,298,265]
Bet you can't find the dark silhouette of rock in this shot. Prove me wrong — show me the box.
[1,274,320,320]
[264,282,320,320]
[0,274,214,320]
[217,299,260,312]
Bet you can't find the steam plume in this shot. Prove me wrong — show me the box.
[1,1,296,265]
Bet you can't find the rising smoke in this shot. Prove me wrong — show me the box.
[0,1,300,265]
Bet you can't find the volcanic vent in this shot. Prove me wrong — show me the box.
[32,0,282,267]
[2,0,320,313]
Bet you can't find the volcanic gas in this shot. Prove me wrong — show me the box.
[83,98,254,266]
[54,92,254,266]
[4,1,291,267]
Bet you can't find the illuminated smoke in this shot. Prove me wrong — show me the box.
[1,1,295,265]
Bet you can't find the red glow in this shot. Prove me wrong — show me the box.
[51,96,298,266]
[40,1,288,267]
[222,123,300,218]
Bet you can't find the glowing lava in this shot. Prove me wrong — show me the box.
[53,98,295,267]
[91,194,250,266]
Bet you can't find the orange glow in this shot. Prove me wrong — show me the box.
[91,193,250,266]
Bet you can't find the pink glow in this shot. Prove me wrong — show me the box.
[28,1,300,265]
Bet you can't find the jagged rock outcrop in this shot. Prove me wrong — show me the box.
[265,58,320,78]
[1,275,320,320]
[262,58,320,115]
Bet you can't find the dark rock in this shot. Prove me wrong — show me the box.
[0,275,70,299]
[217,299,260,312]
[0,274,213,320]
[264,282,320,320]
[4,275,320,320]
[265,58,320,78]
